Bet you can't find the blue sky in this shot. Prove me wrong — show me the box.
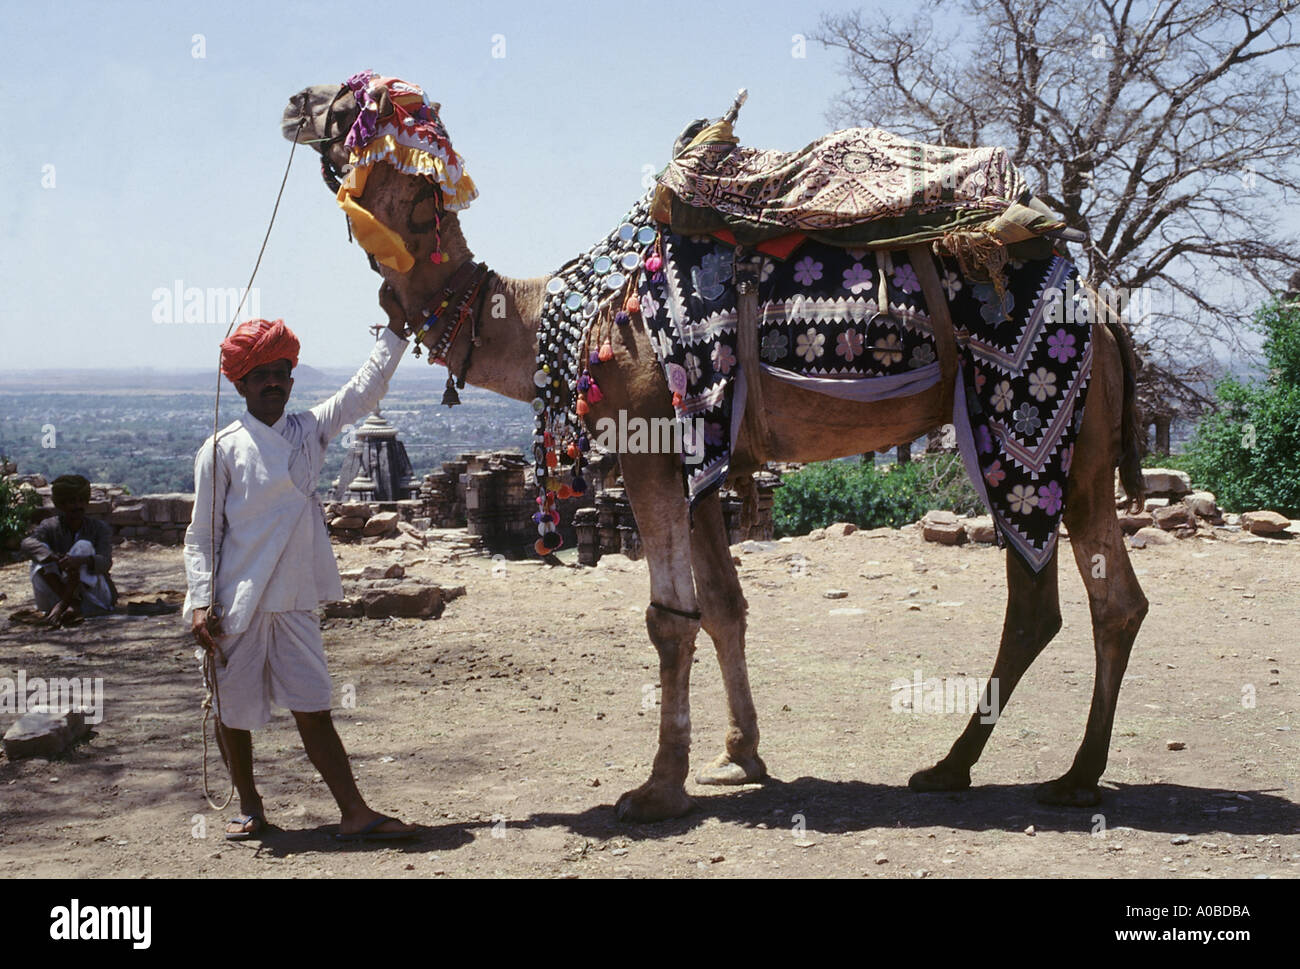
[0,0,904,371]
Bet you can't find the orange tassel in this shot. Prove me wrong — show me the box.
[576,397,590,416]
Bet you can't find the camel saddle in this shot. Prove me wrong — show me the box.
[653,119,1075,251]
[653,116,1080,466]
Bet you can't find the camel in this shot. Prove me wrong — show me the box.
[281,81,1150,823]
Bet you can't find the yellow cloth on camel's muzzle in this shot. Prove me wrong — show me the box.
[336,165,415,273]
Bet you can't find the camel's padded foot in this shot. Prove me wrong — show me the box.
[614,780,693,823]
[908,761,972,793]
[1035,775,1102,807]
[695,752,767,786]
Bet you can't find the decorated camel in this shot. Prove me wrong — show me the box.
[281,75,1149,822]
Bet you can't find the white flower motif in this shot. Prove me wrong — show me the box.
[940,269,963,299]
[1028,367,1057,402]
[684,352,703,384]
[990,380,1014,413]
[1007,484,1039,515]
[795,327,825,362]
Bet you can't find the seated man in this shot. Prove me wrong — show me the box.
[21,474,117,627]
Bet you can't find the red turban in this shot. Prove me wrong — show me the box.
[220,318,300,381]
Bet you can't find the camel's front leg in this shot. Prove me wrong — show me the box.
[613,451,699,822]
[689,491,766,786]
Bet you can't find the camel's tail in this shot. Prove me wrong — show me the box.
[1102,302,1144,510]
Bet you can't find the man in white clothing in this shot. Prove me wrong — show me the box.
[185,316,417,841]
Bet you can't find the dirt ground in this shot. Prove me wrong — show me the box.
[1,523,1297,879]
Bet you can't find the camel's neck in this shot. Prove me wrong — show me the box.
[388,212,543,404]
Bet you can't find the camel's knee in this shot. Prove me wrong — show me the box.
[1090,590,1148,645]
[1007,608,1062,653]
[645,606,700,668]
[699,583,747,643]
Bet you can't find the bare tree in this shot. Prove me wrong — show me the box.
[815,0,1300,382]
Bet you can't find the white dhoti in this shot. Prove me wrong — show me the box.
[212,610,333,730]
[29,538,114,616]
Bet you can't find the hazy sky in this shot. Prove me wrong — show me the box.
[0,0,905,372]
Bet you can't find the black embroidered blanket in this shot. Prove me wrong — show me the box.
[636,234,1093,572]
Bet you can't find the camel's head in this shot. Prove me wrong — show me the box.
[281,71,477,291]
[282,82,357,183]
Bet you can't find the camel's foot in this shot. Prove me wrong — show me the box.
[695,751,767,786]
[614,780,692,823]
[1035,774,1102,807]
[908,760,972,793]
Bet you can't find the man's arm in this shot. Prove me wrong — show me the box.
[309,323,408,446]
[183,439,230,618]
[20,519,58,566]
[86,519,112,575]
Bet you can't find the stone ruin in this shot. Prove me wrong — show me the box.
[3,450,784,561]
[3,474,194,548]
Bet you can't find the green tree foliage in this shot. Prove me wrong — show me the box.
[1183,299,1300,515]
[0,472,41,552]
[772,452,984,537]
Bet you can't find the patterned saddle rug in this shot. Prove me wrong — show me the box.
[636,233,1094,573]
[654,125,1036,251]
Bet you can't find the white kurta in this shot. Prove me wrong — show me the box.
[183,329,408,636]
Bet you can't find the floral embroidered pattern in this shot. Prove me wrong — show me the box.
[1028,367,1057,401]
[712,342,737,374]
[796,327,826,362]
[872,333,903,365]
[842,263,873,294]
[1012,403,1041,436]
[990,380,1014,413]
[1008,484,1039,515]
[760,330,789,362]
[837,328,864,362]
[892,263,921,294]
[638,232,1090,576]
[793,257,823,286]
[1047,328,1077,362]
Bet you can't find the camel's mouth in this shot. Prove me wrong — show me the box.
[282,83,356,179]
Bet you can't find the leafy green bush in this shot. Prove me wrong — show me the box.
[0,473,40,552]
[772,452,984,537]
[1182,299,1300,515]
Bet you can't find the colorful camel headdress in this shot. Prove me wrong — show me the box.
[335,70,478,272]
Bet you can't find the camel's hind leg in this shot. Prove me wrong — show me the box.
[1037,406,1148,806]
[909,547,1063,792]
[689,491,767,786]
[613,451,700,822]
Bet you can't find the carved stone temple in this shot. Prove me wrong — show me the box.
[334,410,419,502]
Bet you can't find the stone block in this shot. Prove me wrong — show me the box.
[360,583,451,619]
[337,502,372,519]
[921,510,966,546]
[1152,504,1192,530]
[1185,490,1220,522]
[1241,510,1291,535]
[1117,510,1153,534]
[362,512,400,537]
[966,516,997,543]
[824,522,858,538]
[2,707,92,760]
[110,503,145,525]
[330,516,367,530]
[1141,468,1191,497]
[323,599,363,618]
[1130,526,1175,548]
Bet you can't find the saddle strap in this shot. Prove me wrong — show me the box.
[907,244,959,423]
[734,249,772,463]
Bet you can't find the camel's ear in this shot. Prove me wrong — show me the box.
[431,101,441,114]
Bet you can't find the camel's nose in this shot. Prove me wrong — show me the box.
[281,89,310,140]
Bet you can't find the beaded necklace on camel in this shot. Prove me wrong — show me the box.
[531,193,664,556]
